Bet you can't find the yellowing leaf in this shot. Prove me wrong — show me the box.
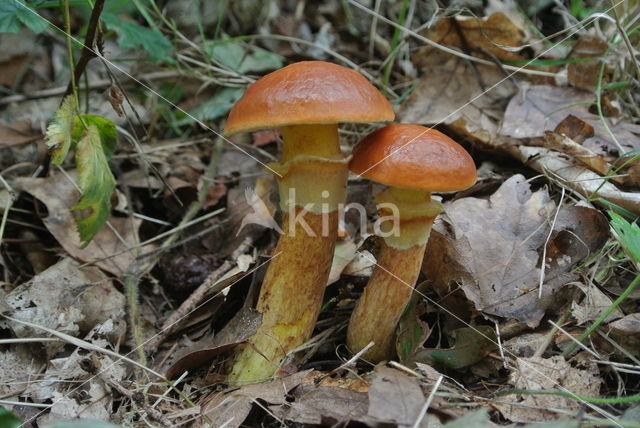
[45,96,77,165]
[72,125,116,246]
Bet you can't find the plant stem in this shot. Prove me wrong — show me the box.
[63,0,106,99]
[563,274,640,356]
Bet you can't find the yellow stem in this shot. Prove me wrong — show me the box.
[228,124,346,384]
[346,187,440,362]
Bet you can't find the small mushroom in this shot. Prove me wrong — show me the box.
[347,124,477,362]
[224,61,394,383]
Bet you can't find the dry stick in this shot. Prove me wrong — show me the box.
[0,71,182,105]
[62,0,106,99]
[533,309,571,358]
[144,238,254,352]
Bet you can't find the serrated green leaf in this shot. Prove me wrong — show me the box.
[204,40,283,74]
[609,211,640,263]
[45,96,77,165]
[0,407,21,428]
[72,125,116,246]
[0,1,48,34]
[175,87,244,126]
[101,13,173,63]
[74,115,117,159]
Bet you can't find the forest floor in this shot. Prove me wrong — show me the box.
[0,0,639,427]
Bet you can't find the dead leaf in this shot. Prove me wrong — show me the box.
[423,175,607,327]
[367,366,424,425]
[13,173,152,275]
[567,35,609,91]
[500,84,640,158]
[399,50,516,144]
[0,344,45,397]
[196,370,310,428]
[495,356,601,422]
[571,283,624,325]
[272,384,371,425]
[0,121,41,149]
[419,13,524,61]
[3,258,125,356]
[165,307,261,379]
[608,313,640,335]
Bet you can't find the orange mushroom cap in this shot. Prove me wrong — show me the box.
[349,124,477,192]
[224,61,394,135]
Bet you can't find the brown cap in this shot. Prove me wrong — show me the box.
[350,124,477,192]
[224,61,394,135]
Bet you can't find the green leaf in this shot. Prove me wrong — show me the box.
[609,211,640,263]
[396,290,430,363]
[204,40,283,74]
[0,1,49,34]
[411,326,497,370]
[72,125,116,246]
[0,407,21,428]
[43,420,122,428]
[45,96,77,165]
[101,13,173,63]
[74,115,117,159]
[175,87,244,126]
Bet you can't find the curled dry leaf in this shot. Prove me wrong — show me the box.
[12,173,152,275]
[423,175,608,327]
[501,84,640,159]
[495,356,601,423]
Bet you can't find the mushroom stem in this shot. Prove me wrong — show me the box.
[346,188,442,362]
[228,123,348,384]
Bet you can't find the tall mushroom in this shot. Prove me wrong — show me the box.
[347,124,476,362]
[224,61,394,383]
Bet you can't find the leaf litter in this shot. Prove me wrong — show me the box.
[1,1,640,427]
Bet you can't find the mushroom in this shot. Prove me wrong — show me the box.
[346,124,476,362]
[224,61,394,383]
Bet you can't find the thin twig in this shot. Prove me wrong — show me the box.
[63,0,106,98]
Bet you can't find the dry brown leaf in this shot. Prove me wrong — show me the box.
[3,258,125,356]
[367,366,425,425]
[500,84,640,158]
[567,35,609,91]
[608,313,640,335]
[13,173,151,275]
[506,145,640,214]
[495,356,601,422]
[419,13,524,61]
[0,121,41,149]
[272,384,371,425]
[423,175,607,327]
[399,52,515,146]
[196,370,310,428]
[571,283,624,325]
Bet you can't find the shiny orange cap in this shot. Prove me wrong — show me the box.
[224,61,394,135]
[350,124,477,192]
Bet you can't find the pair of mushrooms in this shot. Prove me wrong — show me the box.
[223,61,476,384]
